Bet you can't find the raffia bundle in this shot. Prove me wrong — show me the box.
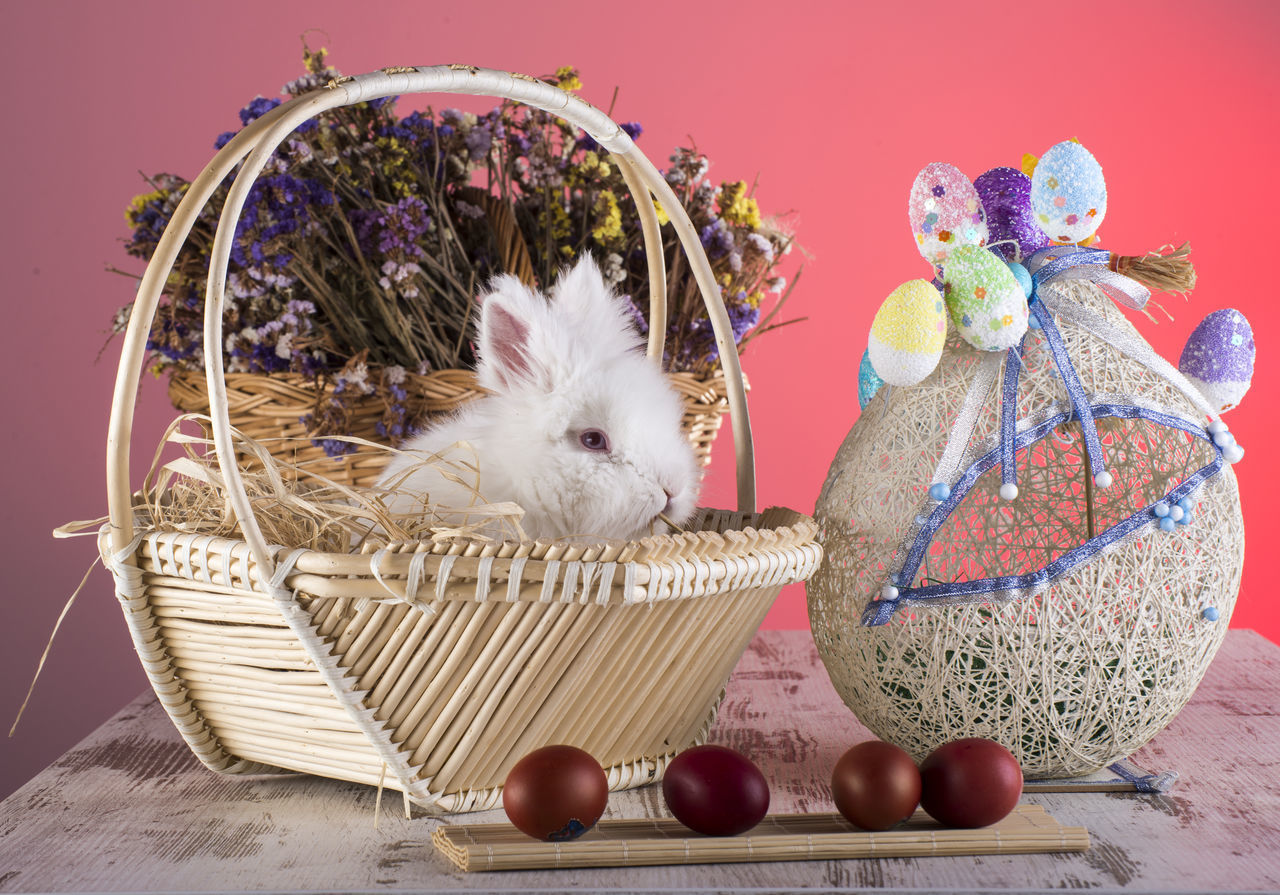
[809,278,1243,778]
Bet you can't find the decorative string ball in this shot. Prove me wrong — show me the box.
[820,140,1249,778]
[811,280,1244,778]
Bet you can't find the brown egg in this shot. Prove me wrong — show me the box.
[830,740,922,830]
[501,744,609,841]
[919,737,1023,828]
[662,744,770,836]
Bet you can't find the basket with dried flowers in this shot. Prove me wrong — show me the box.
[101,64,821,813]
[114,51,798,483]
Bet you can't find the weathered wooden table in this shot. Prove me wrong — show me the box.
[2,629,1277,893]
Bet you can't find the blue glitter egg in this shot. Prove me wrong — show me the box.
[858,348,885,409]
[1030,141,1107,244]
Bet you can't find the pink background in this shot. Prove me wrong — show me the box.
[3,0,1275,800]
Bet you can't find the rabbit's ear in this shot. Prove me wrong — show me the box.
[475,275,547,392]
[550,254,645,354]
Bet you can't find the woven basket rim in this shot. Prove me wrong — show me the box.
[120,505,819,605]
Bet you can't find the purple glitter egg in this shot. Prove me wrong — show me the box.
[1178,308,1255,412]
[973,167,1050,263]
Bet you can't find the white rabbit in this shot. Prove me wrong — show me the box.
[376,254,701,541]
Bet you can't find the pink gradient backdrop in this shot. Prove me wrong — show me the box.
[3,1,1275,799]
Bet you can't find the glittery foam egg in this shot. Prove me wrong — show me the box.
[941,245,1029,352]
[1030,141,1107,244]
[1178,308,1255,412]
[974,167,1049,262]
[868,280,947,387]
[858,348,885,409]
[909,163,988,269]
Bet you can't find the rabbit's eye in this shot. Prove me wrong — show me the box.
[579,428,610,453]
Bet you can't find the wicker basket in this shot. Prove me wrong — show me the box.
[167,366,738,488]
[102,65,821,813]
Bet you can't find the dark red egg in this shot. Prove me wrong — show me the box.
[919,737,1023,828]
[830,740,922,831]
[662,744,770,836]
[502,744,609,841]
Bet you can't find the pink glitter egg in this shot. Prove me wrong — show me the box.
[909,163,989,270]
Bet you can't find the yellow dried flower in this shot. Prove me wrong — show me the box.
[653,199,669,227]
[303,45,329,75]
[555,66,582,92]
[717,181,761,229]
[126,188,172,225]
[550,202,574,242]
[591,190,624,246]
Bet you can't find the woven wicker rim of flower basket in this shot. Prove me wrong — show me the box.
[167,366,741,488]
[101,66,819,812]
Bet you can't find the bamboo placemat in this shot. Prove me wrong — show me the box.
[432,804,1089,872]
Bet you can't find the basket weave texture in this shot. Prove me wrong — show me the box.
[103,65,820,812]
[168,367,737,487]
[108,508,819,812]
[808,279,1243,779]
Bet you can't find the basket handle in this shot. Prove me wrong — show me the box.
[106,65,757,576]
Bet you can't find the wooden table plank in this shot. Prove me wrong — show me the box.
[1,629,1277,893]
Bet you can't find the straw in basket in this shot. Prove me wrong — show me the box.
[101,65,821,813]
[165,364,739,488]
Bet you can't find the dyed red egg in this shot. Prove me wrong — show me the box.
[919,737,1023,828]
[502,744,608,841]
[662,744,770,836]
[830,740,922,830]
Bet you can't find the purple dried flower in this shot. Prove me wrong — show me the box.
[239,96,282,126]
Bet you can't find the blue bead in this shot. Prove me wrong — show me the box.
[1202,607,1220,622]
[928,482,951,501]
[1158,517,1177,533]
[1007,262,1033,299]
[1178,509,1193,525]
[1177,497,1194,513]
[1153,501,1170,518]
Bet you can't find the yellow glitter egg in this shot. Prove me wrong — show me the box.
[868,280,947,386]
